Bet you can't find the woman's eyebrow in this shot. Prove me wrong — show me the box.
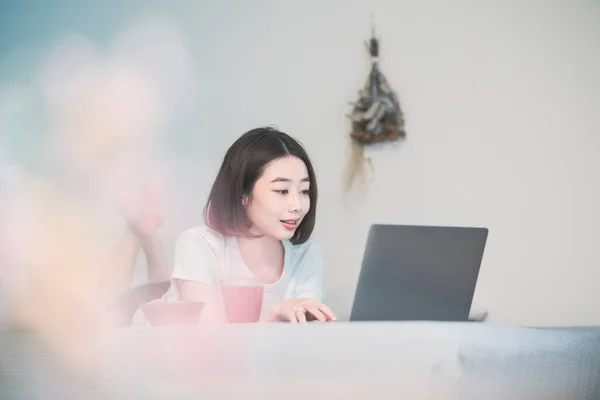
[270,177,310,183]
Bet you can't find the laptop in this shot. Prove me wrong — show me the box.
[350,224,488,322]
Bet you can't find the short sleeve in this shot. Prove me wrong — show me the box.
[292,240,325,301]
[171,229,218,286]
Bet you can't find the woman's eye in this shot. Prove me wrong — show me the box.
[274,190,289,195]
[300,190,310,195]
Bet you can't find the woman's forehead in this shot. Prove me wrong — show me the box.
[260,156,308,181]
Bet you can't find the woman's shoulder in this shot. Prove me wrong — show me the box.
[176,224,228,250]
[287,236,323,260]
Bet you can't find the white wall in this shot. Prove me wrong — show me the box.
[2,0,599,326]
[163,0,600,326]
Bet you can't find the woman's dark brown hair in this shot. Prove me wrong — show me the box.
[203,127,317,244]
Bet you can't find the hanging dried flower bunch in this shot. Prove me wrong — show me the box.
[344,27,406,192]
[349,34,406,143]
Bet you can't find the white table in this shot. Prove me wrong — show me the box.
[2,322,599,399]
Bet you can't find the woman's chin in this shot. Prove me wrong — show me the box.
[272,228,295,241]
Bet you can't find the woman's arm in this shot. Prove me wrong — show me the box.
[138,235,171,283]
[110,229,141,296]
[171,230,227,325]
[119,183,171,285]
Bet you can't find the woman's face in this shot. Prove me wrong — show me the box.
[244,155,311,241]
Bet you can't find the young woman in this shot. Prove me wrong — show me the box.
[173,127,336,323]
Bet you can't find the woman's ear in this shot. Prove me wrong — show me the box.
[242,195,249,207]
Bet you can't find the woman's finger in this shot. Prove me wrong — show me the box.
[282,309,296,323]
[278,307,296,323]
[295,309,307,323]
[317,303,337,321]
[305,306,326,322]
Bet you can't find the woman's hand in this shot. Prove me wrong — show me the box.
[271,298,336,323]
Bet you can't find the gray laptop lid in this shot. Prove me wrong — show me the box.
[350,224,488,322]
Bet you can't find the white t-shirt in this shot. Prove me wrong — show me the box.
[170,225,325,317]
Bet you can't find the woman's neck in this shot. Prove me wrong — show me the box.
[237,232,281,250]
[236,234,285,284]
